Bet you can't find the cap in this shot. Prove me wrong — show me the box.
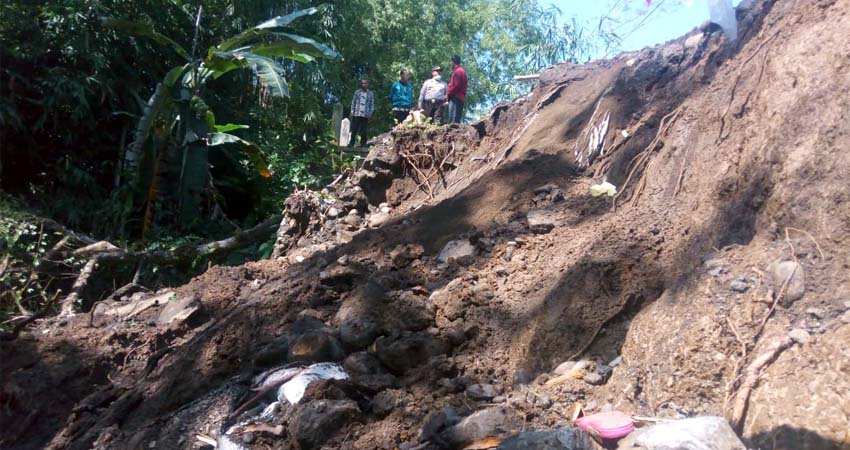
[432,66,442,72]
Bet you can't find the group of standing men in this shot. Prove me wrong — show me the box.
[348,55,468,148]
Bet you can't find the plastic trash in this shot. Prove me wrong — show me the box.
[574,411,635,440]
[590,181,617,197]
[260,362,348,405]
[340,118,351,146]
[707,0,738,41]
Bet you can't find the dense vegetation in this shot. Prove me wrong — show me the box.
[0,0,620,326]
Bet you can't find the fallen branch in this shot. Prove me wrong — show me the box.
[0,290,61,341]
[61,257,99,316]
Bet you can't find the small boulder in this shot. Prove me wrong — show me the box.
[375,333,449,374]
[438,240,476,265]
[617,416,745,450]
[769,260,805,304]
[584,373,604,386]
[368,211,392,228]
[419,407,460,443]
[156,295,205,327]
[441,407,524,448]
[789,328,812,345]
[466,383,499,401]
[390,244,425,267]
[343,213,362,229]
[288,331,345,363]
[730,279,750,293]
[372,389,405,417]
[499,427,595,450]
[526,209,557,233]
[339,315,382,349]
[289,400,361,450]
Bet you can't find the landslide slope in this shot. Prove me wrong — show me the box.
[2,0,849,449]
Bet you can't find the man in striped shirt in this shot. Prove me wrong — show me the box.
[349,79,374,148]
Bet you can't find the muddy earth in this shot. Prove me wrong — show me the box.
[2,1,849,449]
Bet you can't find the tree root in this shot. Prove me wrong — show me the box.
[728,335,793,432]
[613,106,685,209]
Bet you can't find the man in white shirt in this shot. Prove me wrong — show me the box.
[418,66,448,125]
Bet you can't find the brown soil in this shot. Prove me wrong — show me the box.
[3,1,850,449]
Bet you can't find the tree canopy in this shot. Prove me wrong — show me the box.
[0,0,608,241]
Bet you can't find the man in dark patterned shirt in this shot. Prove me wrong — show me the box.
[349,79,374,148]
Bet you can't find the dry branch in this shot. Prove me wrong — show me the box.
[0,291,61,341]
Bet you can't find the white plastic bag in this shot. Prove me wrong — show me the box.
[707,0,738,41]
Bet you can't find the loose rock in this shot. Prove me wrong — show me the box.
[288,331,345,363]
[617,416,745,450]
[419,407,460,443]
[499,427,596,450]
[437,239,476,265]
[769,260,806,304]
[375,333,449,373]
[372,389,405,417]
[156,295,205,327]
[584,373,604,385]
[526,209,557,233]
[289,400,361,450]
[789,328,812,344]
[730,279,750,293]
[441,407,524,448]
[466,383,499,401]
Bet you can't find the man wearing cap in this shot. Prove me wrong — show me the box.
[418,66,448,125]
[447,55,468,123]
[390,69,414,124]
[349,79,374,148]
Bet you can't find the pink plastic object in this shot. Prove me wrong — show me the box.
[574,411,635,440]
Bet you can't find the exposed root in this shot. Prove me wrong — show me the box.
[717,31,780,143]
[613,106,685,209]
[728,335,794,432]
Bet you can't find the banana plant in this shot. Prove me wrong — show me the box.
[103,7,338,235]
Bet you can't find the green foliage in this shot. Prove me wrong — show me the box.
[1,0,609,249]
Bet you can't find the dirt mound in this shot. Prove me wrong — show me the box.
[3,1,850,449]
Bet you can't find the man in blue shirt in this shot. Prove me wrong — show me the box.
[390,69,413,124]
[349,79,374,148]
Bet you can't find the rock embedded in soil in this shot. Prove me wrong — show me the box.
[390,244,425,267]
[730,279,750,293]
[466,383,499,401]
[375,333,450,373]
[499,427,596,450]
[419,406,460,443]
[789,328,812,344]
[371,389,405,417]
[288,331,345,363]
[437,239,476,265]
[289,399,361,450]
[526,209,557,233]
[769,260,806,303]
[339,315,382,349]
[441,406,524,448]
[156,295,205,327]
[584,373,604,385]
